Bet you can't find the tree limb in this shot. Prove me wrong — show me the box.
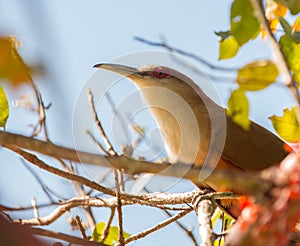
[0,131,277,196]
[250,0,300,105]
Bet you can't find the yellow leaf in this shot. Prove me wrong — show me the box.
[92,222,130,245]
[226,89,250,130]
[237,60,279,91]
[269,107,300,143]
[0,86,9,127]
[218,36,240,60]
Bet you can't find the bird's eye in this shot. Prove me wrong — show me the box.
[152,68,170,79]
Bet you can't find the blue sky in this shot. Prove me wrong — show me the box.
[0,0,296,245]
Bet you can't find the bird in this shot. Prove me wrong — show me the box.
[94,63,289,217]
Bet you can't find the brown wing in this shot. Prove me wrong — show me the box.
[222,116,289,171]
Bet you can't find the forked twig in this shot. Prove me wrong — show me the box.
[87,89,117,155]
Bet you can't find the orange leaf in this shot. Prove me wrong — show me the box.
[0,36,31,86]
[293,16,300,32]
[262,0,288,38]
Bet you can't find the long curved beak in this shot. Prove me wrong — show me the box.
[93,63,137,77]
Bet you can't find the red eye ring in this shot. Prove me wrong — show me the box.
[152,67,170,79]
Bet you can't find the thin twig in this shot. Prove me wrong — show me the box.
[101,207,116,243]
[164,210,198,246]
[28,226,103,246]
[124,209,192,244]
[0,210,14,223]
[13,196,118,226]
[56,157,96,229]
[22,159,56,202]
[143,186,197,244]
[114,170,125,246]
[87,89,116,155]
[31,197,39,218]
[86,168,112,196]
[75,215,88,239]
[86,130,110,156]
[105,92,129,142]
[0,202,59,211]
[28,78,50,141]
[5,145,116,196]
[134,36,239,72]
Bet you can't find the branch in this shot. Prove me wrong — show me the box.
[101,207,116,243]
[250,0,300,105]
[14,196,118,226]
[56,157,96,229]
[75,215,88,239]
[0,131,277,196]
[12,191,201,226]
[193,192,216,246]
[123,209,192,245]
[5,145,115,196]
[0,202,58,211]
[164,210,198,246]
[114,170,125,245]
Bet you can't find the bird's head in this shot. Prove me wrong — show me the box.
[93,63,211,102]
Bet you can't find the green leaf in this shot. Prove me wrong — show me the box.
[269,107,300,142]
[230,0,260,46]
[237,60,279,91]
[226,89,250,130]
[279,17,300,43]
[218,36,240,60]
[275,0,300,14]
[0,86,9,127]
[279,16,293,36]
[92,222,130,245]
[215,30,231,40]
[279,34,300,83]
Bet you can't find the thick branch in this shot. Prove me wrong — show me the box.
[196,200,214,246]
[0,131,278,195]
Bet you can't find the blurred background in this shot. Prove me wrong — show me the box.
[0,0,296,245]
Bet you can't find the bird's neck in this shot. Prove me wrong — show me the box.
[136,84,218,165]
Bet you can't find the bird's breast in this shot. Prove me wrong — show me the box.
[137,86,211,165]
